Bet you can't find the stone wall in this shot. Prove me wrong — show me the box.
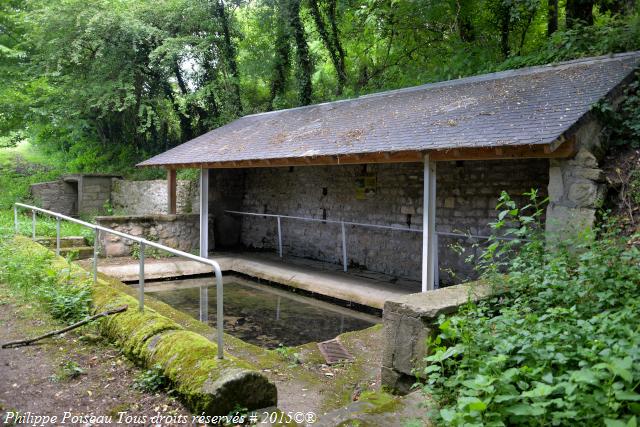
[228,159,549,282]
[30,181,78,216]
[546,118,607,239]
[381,282,493,394]
[78,176,114,215]
[209,170,245,248]
[95,214,209,257]
[111,179,197,215]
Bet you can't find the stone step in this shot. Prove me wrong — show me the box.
[36,236,87,248]
[59,246,94,260]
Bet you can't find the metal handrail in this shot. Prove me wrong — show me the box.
[225,210,527,241]
[14,202,225,359]
[225,209,529,286]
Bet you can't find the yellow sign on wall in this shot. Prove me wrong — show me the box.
[355,173,376,200]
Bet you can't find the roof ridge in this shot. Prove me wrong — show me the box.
[240,50,640,120]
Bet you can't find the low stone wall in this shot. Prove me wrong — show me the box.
[30,181,77,216]
[95,214,210,257]
[111,179,197,215]
[381,282,493,393]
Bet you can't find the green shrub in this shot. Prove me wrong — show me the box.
[52,360,86,382]
[133,364,169,392]
[0,238,92,324]
[421,192,640,426]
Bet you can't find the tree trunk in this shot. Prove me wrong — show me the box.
[288,0,313,105]
[269,18,291,109]
[547,0,558,36]
[327,0,346,85]
[457,0,475,42]
[213,0,242,115]
[308,0,346,94]
[500,8,511,58]
[566,0,594,28]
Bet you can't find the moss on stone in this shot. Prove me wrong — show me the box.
[13,237,278,415]
[143,330,276,415]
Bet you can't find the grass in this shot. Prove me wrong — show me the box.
[0,141,61,168]
[0,142,65,210]
[0,142,94,241]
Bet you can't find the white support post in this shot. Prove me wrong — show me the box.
[56,218,61,256]
[93,228,99,283]
[199,168,209,323]
[138,241,145,312]
[422,154,437,292]
[428,161,437,289]
[14,205,18,235]
[32,210,36,240]
[200,168,209,258]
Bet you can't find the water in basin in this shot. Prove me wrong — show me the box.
[146,276,379,348]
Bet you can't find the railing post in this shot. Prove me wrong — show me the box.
[14,205,18,235]
[434,233,439,289]
[200,283,209,323]
[56,218,61,256]
[31,210,36,241]
[341,221,347,272]
[215,273,222,358]
[93,228,99,284]
[276,216,283,258]
[138,241,145,312]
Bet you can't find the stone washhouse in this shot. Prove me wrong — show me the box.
[134,52,640,292]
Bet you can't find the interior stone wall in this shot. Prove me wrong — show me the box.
[211,159,549,283]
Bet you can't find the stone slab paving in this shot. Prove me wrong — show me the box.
[90,252,421,309]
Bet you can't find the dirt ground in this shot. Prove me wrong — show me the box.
[0,284,196,426]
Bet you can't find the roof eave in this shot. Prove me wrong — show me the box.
[137,139,577,170]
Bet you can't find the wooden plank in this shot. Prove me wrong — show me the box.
[167,169,177,214]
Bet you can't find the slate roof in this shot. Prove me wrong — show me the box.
[139,51,640,168]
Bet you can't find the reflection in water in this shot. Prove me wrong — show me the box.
[150,277,379,349]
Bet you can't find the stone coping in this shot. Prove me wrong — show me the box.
[383,281,494,320]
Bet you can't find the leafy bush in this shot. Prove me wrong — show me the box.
[52,360,86,382]
[0,238,92,324]
[594,72,640,149]
[133,364,169,392]
[422,192,640,426]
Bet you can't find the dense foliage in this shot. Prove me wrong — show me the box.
[422,193,640,425]
[1,0,639,174]
[0,238,92,323]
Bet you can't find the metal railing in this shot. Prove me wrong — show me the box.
[225,210,528,286]
[14,203,225,359]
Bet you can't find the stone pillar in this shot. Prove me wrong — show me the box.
[381,282,493,394]
[545,120,606,239]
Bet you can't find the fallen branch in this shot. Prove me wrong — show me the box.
[1,305,128,349]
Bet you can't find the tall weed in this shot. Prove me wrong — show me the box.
[422,192,640,426]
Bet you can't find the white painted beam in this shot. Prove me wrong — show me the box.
[428,161,437,290]
[422,155,437,292]
[199,168,209,257]
[199,168,209,322]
